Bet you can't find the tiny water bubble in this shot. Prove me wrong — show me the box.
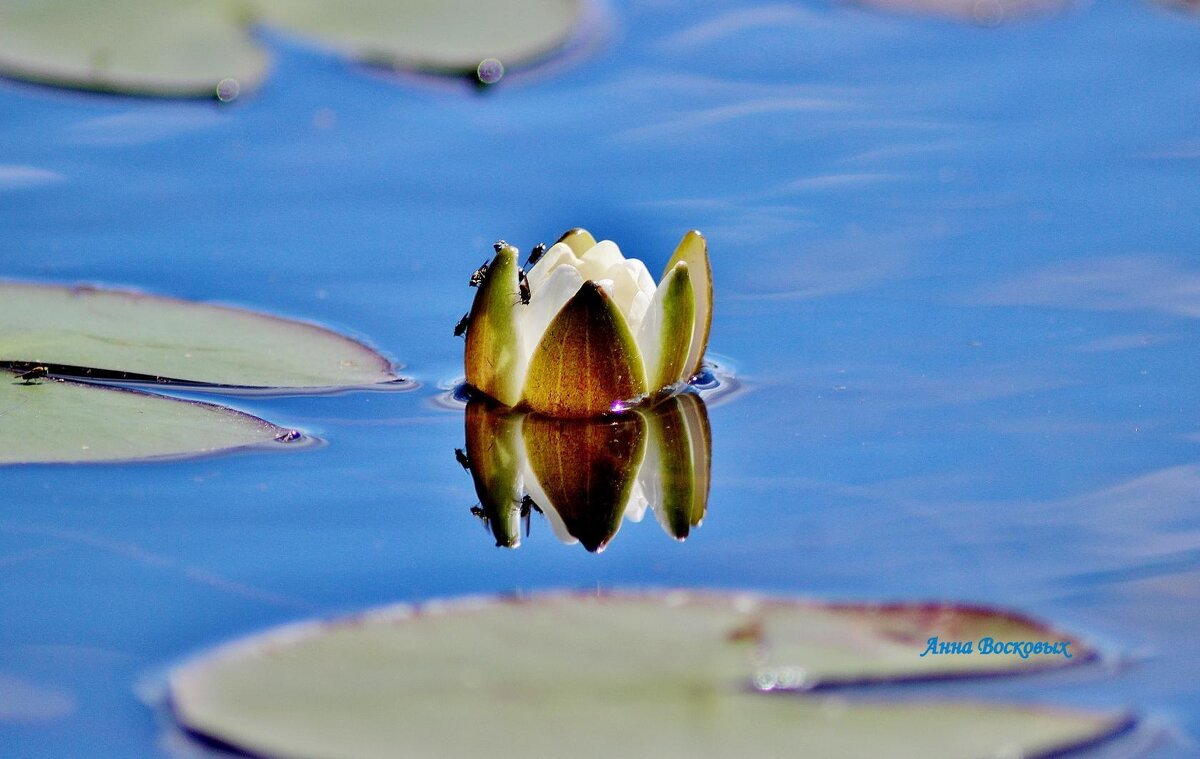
[752,666,808,691]
[215,78,241,103]
[476,58,505,85]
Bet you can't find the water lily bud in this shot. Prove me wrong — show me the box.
[462,229,713,417]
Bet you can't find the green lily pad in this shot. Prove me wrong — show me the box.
[0,0,583,97]
[169,592,1129,759]
[0,370,298,464]
[852,0,1070,24]
[255,0,581,75]
[0,0,266,97]
[0,281,396,389]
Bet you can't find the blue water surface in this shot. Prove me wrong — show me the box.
[2,0,1199,755]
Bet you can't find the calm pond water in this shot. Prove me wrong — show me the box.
[2,0,1199,755]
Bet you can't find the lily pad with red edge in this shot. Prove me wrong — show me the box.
[168,591,1132,759]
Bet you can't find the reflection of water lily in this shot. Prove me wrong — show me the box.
[463,229,713,417]
[458,394,711,551]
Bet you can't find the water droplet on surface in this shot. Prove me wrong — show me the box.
[216,78,240,102]
[752,666,808,691]
[476,58,505,85]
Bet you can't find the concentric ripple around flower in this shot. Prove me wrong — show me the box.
[463,229,712,417]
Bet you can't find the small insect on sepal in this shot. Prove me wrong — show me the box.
[518,494,541,517]
[525,242,547,270]
[469,259,491,288]
[517,494,542,537]
[492,240,509,253]
[469,505,489,529]
[453,312,470,338]
[16,366,49,384]
[454,448,471,470]
[517,269,531,305]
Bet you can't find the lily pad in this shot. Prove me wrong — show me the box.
[0,0,583,97]
[169,592,1128,759]
[0,281,396,389]
[0,370,298,464]
[254,0,582,75]
[852,0,1071,24]
[0,0,266,97]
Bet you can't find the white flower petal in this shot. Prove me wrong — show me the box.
[517,264,584,383]
[526,242,580,293]
[624,258,657,300]
[520,457,578,546]
[598,261,645,325]
[629,290,651,333]
[626,468,652,524]
[577,240,625,281]
[636,299,664,393]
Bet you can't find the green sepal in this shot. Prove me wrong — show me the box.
[651,262,696,391]
[662,230,713,378]
[464,245,522,407]
[521,281,647,418]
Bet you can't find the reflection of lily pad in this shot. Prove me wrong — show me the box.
[852,0,1071,24]
[0,370,297,464]
[0,0,582,97]
[170,592,1130,758]
[0,282,396,389]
